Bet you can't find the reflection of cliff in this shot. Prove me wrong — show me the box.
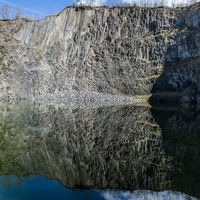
[0,102,170,191]
[151,106,200,197]
[1,102,200,197]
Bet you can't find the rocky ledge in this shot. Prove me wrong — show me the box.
[0,3,200,104]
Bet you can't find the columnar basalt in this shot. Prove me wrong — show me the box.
[0,4,199,102]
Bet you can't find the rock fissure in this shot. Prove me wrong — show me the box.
[0,4,199,104]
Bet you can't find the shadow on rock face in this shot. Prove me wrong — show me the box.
[0,101,200,197]
[150,45,200,105]
[149,7,200,105]
[151,105,200,198]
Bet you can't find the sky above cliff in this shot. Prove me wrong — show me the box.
[0,0,191,18]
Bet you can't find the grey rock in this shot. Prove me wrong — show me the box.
[0,4,200,103]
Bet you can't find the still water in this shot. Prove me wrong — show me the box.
[0,101,199,199]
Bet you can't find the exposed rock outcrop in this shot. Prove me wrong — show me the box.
[0,3,199,102]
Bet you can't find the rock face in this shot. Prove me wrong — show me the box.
[0,3,199,102]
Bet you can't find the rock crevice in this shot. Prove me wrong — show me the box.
[0,4,199,102]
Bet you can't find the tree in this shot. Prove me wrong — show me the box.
[0,3,24,20]
[24,10,39,20]
[99,0,106,6]
[159,0,168,6]
[171,0,178,7]
[188,0,200,4]
[140,0,153,7]
[74,0,106,6]
[0,3,11,20]
[14,5,22,19]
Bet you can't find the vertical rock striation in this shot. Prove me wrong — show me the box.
[0,102,177,191]
[0,4,200,102]
[14,6,173,97]
[0,102,200,197]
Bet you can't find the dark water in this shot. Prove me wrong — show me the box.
[0,101,199,199]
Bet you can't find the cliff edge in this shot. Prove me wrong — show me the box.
[0,3,200,104]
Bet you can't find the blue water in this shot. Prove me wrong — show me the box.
[0,176,198,200]
[0,176,102,200]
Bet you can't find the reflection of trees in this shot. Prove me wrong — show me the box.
[100,189,198,200]
[17,177,23,189]
[1,176,12,189]
[0,175,40,189]
[0,176,23,189]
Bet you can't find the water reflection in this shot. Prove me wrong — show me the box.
[152,106,200,197]
[0,101,199,198]
[0,176,198,200]
[101,190,198,200]
[0,176,102,200]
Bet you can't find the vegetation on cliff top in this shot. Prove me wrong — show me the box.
[0,0,199,20]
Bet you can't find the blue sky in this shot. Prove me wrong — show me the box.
[0,0,186,19]
[0,0,74,17]
[0,0,115,18]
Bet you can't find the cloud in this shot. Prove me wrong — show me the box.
[76,0,106,6]
[0,0,46,16]
[100,190,197,200]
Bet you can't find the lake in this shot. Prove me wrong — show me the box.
[0,101,199,199]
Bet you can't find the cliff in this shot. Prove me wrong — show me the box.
[0,3,200,103]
